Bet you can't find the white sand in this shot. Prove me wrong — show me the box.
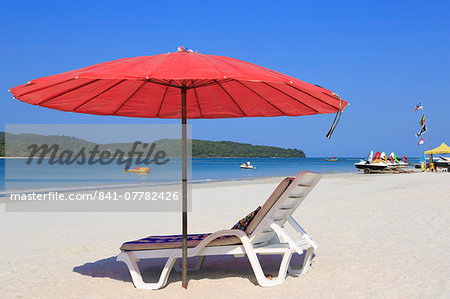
[1,172,449,298]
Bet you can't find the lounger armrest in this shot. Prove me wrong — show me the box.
[287,216,317,249]
[268,220,304,254]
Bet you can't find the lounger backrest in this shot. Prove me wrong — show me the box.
[248,171,322,246]
[245,177,294,235]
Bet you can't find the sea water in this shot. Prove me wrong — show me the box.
[0,157,420,195]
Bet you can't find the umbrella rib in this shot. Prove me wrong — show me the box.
[191,80,203,118]
[186,79,207,89]
[144,79,180,89]
[38,79,100,106]
[233,80,286,116]
[171,80,182,88]
[72,79,127,112]
[193,54,236,89]
[156,79,172,118]
[14,78,75,97]
[112,80,148,116]
[193,79,232,89]
[262,82,319,114]
[196,79,212,86]
[285,84,341,111]
[189,79,213,88]
[187,79,207,89]
[215,80,246,117]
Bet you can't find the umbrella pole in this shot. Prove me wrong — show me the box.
[181,86,188,288]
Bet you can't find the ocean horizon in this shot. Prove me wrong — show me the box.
[0,157,421,195]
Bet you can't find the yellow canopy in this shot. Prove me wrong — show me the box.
[425,143,450,154]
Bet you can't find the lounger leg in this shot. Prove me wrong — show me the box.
[276,251,293,282]
[240,242,283,287]
[300,247,314,274]
[194,256,206,270]
[173,258,181,272]
[288,247,314,276]
[117,252,177,290]
[173,256,205,272]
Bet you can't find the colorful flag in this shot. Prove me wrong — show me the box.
[414,102,423,112]
[416,124,427,137]
[418,138,424,145]
[419,115,425,126]
[420,152,426,163]
[420,152,426,171]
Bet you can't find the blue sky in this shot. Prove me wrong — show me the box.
[1,1,449,157]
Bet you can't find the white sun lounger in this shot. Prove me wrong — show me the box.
[117,171,321,289]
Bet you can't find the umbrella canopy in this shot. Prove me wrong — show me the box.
[9,47,348,288]
[425,143,450,155]
[10,48,347,118]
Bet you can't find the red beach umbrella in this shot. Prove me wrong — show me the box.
[9,47,349,288]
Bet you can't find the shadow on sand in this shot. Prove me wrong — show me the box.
[73,253,312,288]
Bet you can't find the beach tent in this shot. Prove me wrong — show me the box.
[425,143,450,154]
[9,47,349,288]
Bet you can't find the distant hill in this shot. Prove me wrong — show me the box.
[0,132,305,158]
[190,140,305,158]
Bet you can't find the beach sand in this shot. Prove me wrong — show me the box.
[1,172,449,298]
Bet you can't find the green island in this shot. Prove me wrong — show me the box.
[0,132,305,158]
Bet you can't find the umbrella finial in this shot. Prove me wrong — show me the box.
[178,46,196,53]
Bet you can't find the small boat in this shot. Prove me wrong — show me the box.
[324,157,339,161]
[387,152,408,168]
[354,160,388,173]
[354,151,388,173]
[435,156,450,171]
[240,161,255,169]
[123,166,150,174]
[355,150,409,173]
